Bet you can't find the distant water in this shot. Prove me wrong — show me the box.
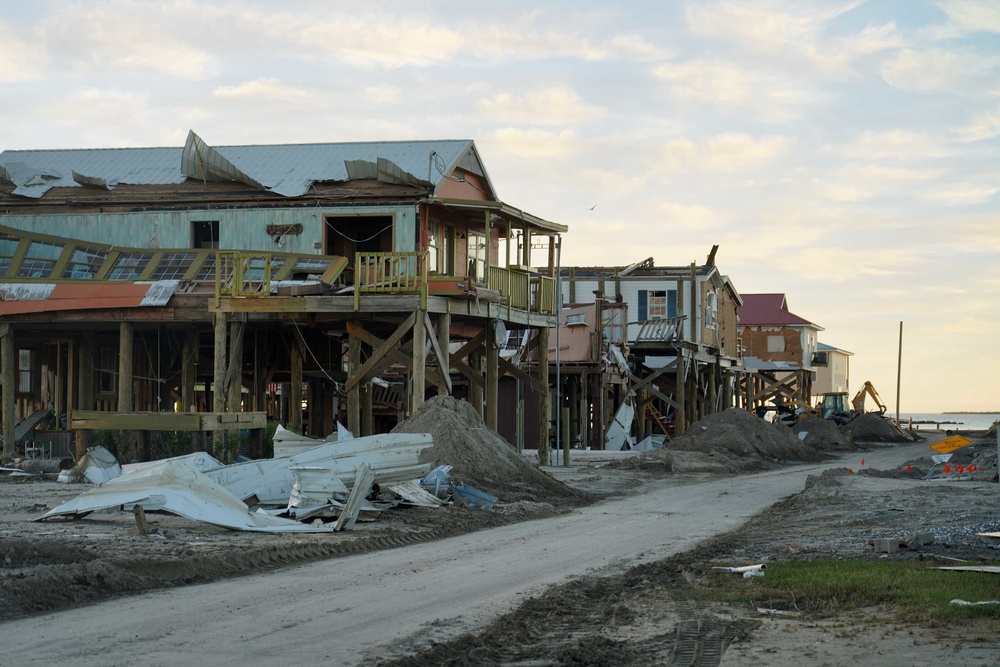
[897,413,999,431]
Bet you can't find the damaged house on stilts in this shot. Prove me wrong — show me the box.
[535,249,743,450]
[0,132,566,463]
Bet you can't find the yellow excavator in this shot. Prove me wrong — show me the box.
[814,381,887,425]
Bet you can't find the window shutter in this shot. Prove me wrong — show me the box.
[638,290,647,321]
[667,290,677,319]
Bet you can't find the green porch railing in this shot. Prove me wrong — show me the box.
[216,251,272,306]
[486,266,556,315]
[354,251,429,310]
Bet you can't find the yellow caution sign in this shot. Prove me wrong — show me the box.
[929,435,972,455]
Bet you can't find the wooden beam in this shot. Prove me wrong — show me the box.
[70,411,267,431]
[425,312,452,395]
[345,312,416,392]
[497,356,546,395]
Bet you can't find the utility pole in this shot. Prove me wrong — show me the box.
[895,321,903,424]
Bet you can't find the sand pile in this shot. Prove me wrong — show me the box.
[669,408,828,462]
[792,417,855,451]
[615,407,828,476]
[392,395,589,506]
[844,413,911,442]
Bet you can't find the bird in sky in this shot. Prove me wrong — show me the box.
[588,204,597,210]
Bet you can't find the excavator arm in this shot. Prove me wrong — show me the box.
[852,381,887,414]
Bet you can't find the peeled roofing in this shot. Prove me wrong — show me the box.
[0,139,474,198]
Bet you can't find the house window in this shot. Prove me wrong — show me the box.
[18,240,62,278]
[767,335,785,353]
[98,347,117,394]
[108,252,153,280]
[151,252,197,280]
[192,221,219,249]
[443,225,455,275]
[427,222,439,274]
[565,313,586,326]
[704,292,718,328]
[468,231,487,281]
[63,246,108,280]
[17,349,33,394]
[0,232,21,276]
[638,289,677,321]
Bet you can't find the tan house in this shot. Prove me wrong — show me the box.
[737,293,824,411]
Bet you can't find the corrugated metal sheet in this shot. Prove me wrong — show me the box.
[0,133,475,199]
[0,282,178,315]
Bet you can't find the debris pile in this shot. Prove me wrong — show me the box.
[393,395,590,506]
[791,417,855,451]
[844,413,912,442]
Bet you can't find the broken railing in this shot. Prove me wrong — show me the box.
[486,265,556,315]
[633,315,686,344]
[216,251,272,305]
[354,251,429,310]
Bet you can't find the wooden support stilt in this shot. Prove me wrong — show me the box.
[213,311,227,459]
[118,322,134,413]
[537,326,550,465]
[436,312,451,397]
[182,332,196,413]
[1,325,14,459]
[289,332,303,434]
[348,333,360,436]
[411,309,427,416]
[486,321,499,431]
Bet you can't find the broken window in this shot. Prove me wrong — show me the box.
[18,240,62,278]
[98,347,117,394]
[63,245,108,279]
[17,348,34,394]
[467,231,486,281]
[705,292,718,328]
[192,220,219,249]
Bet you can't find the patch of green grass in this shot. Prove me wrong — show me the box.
[701,560,1000,625]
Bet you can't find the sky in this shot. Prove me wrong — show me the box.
[1,0,997,413]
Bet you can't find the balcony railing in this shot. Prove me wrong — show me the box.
[216,252,272,305]
[354,251,429,310]
[486,266,556,315]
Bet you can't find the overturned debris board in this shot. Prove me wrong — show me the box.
[385,480,447,507]
[334,464,375,532]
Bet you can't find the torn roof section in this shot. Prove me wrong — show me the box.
[0,131,487,200]
[738,293,821,329]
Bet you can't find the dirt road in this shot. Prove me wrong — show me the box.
[0,440,944,667]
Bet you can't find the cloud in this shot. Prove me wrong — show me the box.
[37,3,219,79]
[829,129,951,160]
[933,0,1000,36]
[213,78,315,105]
[684,2,899,78]
[0,21,45,82]
[955,109,1000,142]
[486,128,583,159]
[476,87,606,126]
[922,184,1000,204]
[815,162,942,202]
[662,133,790,172]
[652,60,821,121]
[656,202,724,230]
[881,48,1000,95]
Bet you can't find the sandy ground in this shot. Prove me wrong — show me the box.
[1,403,998,666]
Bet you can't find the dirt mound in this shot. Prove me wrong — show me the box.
[668,408,827,463]
[791,417,855,451]
[844,413,910,442]
[392,395,590,506]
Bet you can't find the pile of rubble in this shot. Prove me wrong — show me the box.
[393,395,590,507]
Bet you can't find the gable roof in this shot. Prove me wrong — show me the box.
[738,293,820,329]
[0,131,486,200]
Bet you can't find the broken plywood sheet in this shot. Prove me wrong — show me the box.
[385,480,447,507]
